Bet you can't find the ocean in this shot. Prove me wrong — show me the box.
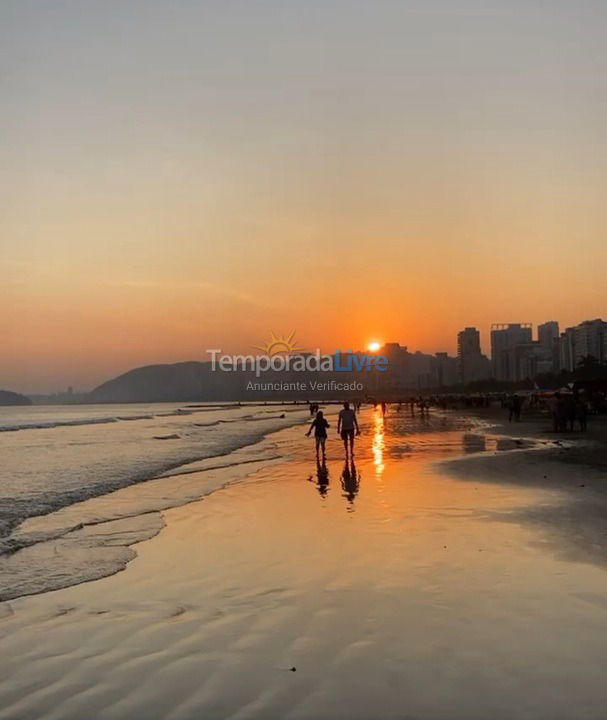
[0,402,309,601]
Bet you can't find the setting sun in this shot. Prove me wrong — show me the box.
[367,342,382,352]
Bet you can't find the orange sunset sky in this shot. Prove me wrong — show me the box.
[2,1,606,392]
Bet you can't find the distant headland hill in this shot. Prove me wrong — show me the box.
[89,361,214,403]
[87,360,362,403]
[0,390,33,406]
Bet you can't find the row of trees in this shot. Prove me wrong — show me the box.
[464,355,607,393]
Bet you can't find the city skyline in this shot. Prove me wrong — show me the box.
[14,314,607,396]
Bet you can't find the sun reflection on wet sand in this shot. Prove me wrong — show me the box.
[372,409,385,477]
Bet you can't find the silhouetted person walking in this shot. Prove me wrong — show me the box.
[338,401,360,458]
[549,393,559,432]
[577,398,588,432]
[306,410,329,462]
[565,395,576,431]
[513,395,522,422]
[556,395,568,432]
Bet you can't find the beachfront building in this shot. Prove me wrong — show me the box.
[370,343,454,391]
[538,321,559,350]
[557,327,576,373]
[431,352,459,388]
[457,327,491,384]
[557,319,607,371]
[537,321,560,374]
[409,351,435,389]
[490,323,533,381]
[574,319,607,365]
[368,343,421,392]
[513,342,553,380]
[378,342,412,391]
[457,327,481,356]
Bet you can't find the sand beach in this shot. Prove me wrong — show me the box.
[1,405,607,720]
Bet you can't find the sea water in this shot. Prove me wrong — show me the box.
[0,402,308,599]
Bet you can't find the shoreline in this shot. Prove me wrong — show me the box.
[2,403,605,603]
[2,405,605,604]
[0,414,311,603]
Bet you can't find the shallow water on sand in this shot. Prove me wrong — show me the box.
[1,408,607,720]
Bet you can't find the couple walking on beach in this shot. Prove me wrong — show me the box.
[306,402,360,462]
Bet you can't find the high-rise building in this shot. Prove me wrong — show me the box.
[538,321,559,350]
[431,352,459,388]
[457,327,481,357]
[514,342,553,380]
[379,342,410,389]
[368,342,437,390]
[457,327,491,384]
[558,327,577,373]
[490,323,533,381]
[557,319,607,372]
[574,319,607,365]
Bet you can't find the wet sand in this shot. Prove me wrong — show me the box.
[2,408,607,719]
[443,406,607,572]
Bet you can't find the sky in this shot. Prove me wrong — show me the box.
[1,0,606,393]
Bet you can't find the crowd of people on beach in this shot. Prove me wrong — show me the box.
[500,391,590,432]
[547,392,588,432]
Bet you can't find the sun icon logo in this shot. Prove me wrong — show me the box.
[253,331,304,357]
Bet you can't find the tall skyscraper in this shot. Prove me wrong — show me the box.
[457,327,481,357]
[432,352,459,388]
[558,327,577,373]
[557,319,607,372]
[457,327,490,384]
[538,321,559,350]
[490,323,533,381]
[573,319,607,366]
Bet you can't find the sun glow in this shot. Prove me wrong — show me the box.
[367,341,381,352]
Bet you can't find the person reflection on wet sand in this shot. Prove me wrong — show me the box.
[314,459,329,497]
[341,458,360,503]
